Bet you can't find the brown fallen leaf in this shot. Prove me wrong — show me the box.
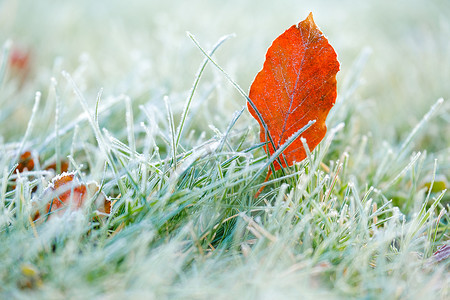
[16,151,35,173]
[47,172,86,213]
[44,160,69,173]
[33,172,111,221]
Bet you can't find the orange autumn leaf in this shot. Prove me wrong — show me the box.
[46,172,87,214]
[248,13,339,170]
[15,151,69,175]
[44,160,69,173]
[35,172,111,220]
[10,151,36,190]
[12,151,70,192]
[16,151,35,173]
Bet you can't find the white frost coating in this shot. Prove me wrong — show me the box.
[44,171,78,191]
[173,140,220,177]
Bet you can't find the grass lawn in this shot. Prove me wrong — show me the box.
[0,0,449,299]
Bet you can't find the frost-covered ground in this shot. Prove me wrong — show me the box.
[0,0,449,299]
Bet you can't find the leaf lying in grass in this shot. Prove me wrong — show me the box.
[248,12,340,170]
[34,172,111,220]
[44,160,69,173]
[16,150,69,175]
[13,151,106,220]
[16,151,35,173]
[13,150,69,192]
[11,151,36,190]
[47,172,86,213]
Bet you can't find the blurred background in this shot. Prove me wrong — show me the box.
[0,0,449,150]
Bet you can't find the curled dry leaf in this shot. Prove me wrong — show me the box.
[248,12,340,170]
[47,172,86,213]
[33,172,111,221]
[44,160,69,173]
[16,151,35,173]
[15,150,69,176]
[12,150,71,193]
[10,151,36,190]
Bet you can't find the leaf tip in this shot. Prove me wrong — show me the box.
[305,12,315,25]
[296,12,317,31]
